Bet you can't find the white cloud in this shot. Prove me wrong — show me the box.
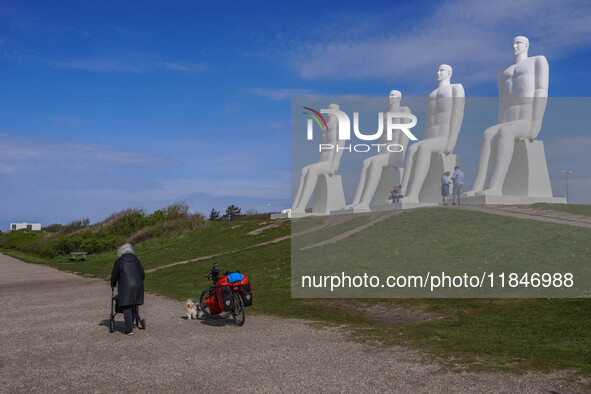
[0,133,164,180]
[248,88,322,101]
[1,48,204,74]
[288,0,591,84]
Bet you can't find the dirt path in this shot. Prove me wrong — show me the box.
[1,253,586,393]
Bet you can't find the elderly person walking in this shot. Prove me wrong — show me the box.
[111,243,145,335]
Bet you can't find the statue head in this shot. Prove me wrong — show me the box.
[389,90,402,105]
[437,64,452,82]
[512,36,529,57]
[327,103,340,122]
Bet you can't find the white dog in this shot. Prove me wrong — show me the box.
[186,299,201,319]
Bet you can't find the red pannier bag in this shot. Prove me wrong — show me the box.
[204,290,222,315]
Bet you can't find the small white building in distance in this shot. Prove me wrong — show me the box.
[10,222,41,231]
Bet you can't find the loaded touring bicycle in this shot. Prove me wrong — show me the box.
[199,263,253,326]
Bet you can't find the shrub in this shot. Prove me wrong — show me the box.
[164,201,190,220]
[127,219,187,245]
[188,213,206,230]
[98,209,147,237]
[43,223,63,233]
[59,218,91,234]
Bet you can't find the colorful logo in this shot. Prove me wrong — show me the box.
[302,107,328,132]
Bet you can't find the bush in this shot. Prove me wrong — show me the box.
[164,201,190,220]
[59,218,90,234]
[0,203,203,258]
[127,219,188,245]
[96,209,147,237]
[188,213,206,230]
[43,224,63,233]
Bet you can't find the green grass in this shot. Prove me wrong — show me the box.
[532,203,591,217]
[1,218,291,278]
[293,209,590,298]
[2,209,590,379]
[136,219,291,269]
[292,215,372,247]
[349,298,591,374]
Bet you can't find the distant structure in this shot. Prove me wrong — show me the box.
[10,222,41,231]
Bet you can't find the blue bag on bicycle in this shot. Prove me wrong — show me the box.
[226,272,244,284]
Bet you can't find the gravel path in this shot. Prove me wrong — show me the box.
[0,253,586,393]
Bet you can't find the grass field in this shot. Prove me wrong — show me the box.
[2,206,590,379]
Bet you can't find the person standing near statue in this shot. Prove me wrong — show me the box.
[464,36,548,197]
[441,171,451,206]
[451,166,464,205]
[400,64,465,203]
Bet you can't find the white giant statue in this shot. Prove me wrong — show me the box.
[400,64,465,203]
[464,36,550,198]
[290,103,346,216]
[344,90,411,211]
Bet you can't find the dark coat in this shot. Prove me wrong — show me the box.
[110,253,145,307]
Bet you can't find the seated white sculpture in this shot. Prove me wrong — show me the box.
[291,103,346,215]
[401,64,465,203]
[465,36,549,197]
[344,90,411,211]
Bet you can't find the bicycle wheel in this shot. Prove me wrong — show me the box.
[200,288,231,319]
[231,292,245,326]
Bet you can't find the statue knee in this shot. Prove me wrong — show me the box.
[407,143,419,155]
[417,144,431,156]
[301,165,316,177]
[483,127,498,142]
[498,127,514,139]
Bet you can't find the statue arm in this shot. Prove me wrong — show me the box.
[424,97,433,136]
[497,70,505,124]
[529,56,549,139]
[329,124,344,176]
[392,106,411,148]
[444,84,465,154]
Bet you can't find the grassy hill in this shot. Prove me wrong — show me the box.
[1,203,589,379]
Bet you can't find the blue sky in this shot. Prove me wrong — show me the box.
[1,0,591,230]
